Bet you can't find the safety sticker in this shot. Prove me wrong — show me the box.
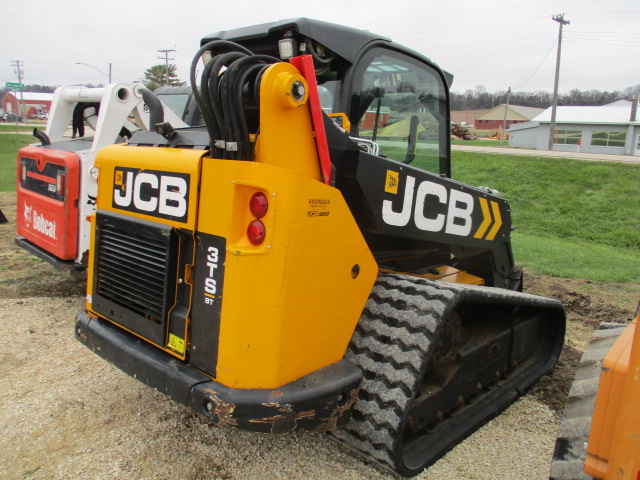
[385,170,399,194]
[168,333,185,354]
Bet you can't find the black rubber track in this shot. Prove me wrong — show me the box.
[333,273,565,476]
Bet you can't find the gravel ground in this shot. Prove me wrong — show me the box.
[1,296,559,480]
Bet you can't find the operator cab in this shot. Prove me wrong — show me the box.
[202,17,452,177]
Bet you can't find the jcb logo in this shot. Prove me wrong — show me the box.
[382,174,473,236]
[385,171,399,194]
[381,171,503,240]
[113,168,190,222]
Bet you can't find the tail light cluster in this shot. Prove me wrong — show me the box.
[247,192,268,245]
[56,171,66,195]
[18,160,66,198]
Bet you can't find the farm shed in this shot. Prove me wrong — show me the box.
[474,104,544,129]
[508,100,640,156]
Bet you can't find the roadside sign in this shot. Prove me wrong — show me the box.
[5,82,24,89]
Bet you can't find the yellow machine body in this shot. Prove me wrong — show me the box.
[197,159,377,388]
[86,61,377,390]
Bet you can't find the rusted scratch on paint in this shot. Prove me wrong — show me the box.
[203,388,238,428]
[249,407,317,433]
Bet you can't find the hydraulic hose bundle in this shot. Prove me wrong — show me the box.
[190,41,280,160]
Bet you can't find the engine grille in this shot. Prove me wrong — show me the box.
[91,211,178,346]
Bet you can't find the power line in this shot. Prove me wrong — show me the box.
[3,3,158,52]
[565,39,640,48]
[424,33,555,53]
[513,38,558,90]
[391,15,549,38]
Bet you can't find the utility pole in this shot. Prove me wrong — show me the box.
[547,14,570,151]
[157,49,175,86]
[11,60,24,134]
[500,87,511,147]
[76,62,112,83]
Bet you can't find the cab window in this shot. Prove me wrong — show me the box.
[155,93,191,119]
[349,49,449,175]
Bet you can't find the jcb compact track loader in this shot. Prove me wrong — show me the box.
[75,18,566,476]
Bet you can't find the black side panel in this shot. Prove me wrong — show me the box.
[350,153,511,248]
[189,232,226,378]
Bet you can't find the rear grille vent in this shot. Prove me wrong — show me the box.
[92,211,178,346]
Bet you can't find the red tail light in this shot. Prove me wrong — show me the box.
[249,192,268,219]
[247,219,266,245]
[56,172,65,195]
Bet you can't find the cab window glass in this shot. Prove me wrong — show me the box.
[349,49,448,174]
[156,93,190,119]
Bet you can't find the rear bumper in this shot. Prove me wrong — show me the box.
[75,312,362,433]
[15,236,85,272]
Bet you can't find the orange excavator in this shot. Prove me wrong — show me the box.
[551,305,640,480]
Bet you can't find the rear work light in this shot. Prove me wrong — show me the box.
[249,192,268,219]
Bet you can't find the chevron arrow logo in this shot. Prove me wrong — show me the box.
[473,198,503,241]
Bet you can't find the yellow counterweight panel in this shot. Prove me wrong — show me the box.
[197,158,378,389]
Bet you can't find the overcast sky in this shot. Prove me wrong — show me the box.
[1,0,638,95]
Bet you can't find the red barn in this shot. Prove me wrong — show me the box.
[2,91,54,119]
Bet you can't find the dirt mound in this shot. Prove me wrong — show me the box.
[524,273,638,415]
[526,274,634,324]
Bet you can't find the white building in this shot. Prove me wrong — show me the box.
[508,100,640,156]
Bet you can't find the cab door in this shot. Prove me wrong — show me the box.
[344,47,451,177]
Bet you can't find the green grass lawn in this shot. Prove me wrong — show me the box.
[445,152,640,283]
[0,133,32,191]
[0,124,36,132]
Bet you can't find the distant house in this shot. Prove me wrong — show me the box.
[508,100,640,156]
[1,91,55,119]
[474,104,545,130]
[451,109,489,124]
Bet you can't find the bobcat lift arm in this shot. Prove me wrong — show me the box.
[15,83,188,271]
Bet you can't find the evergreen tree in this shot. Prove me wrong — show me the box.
[143,64,185,91]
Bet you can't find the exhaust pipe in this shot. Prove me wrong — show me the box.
[140,88,165,128]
